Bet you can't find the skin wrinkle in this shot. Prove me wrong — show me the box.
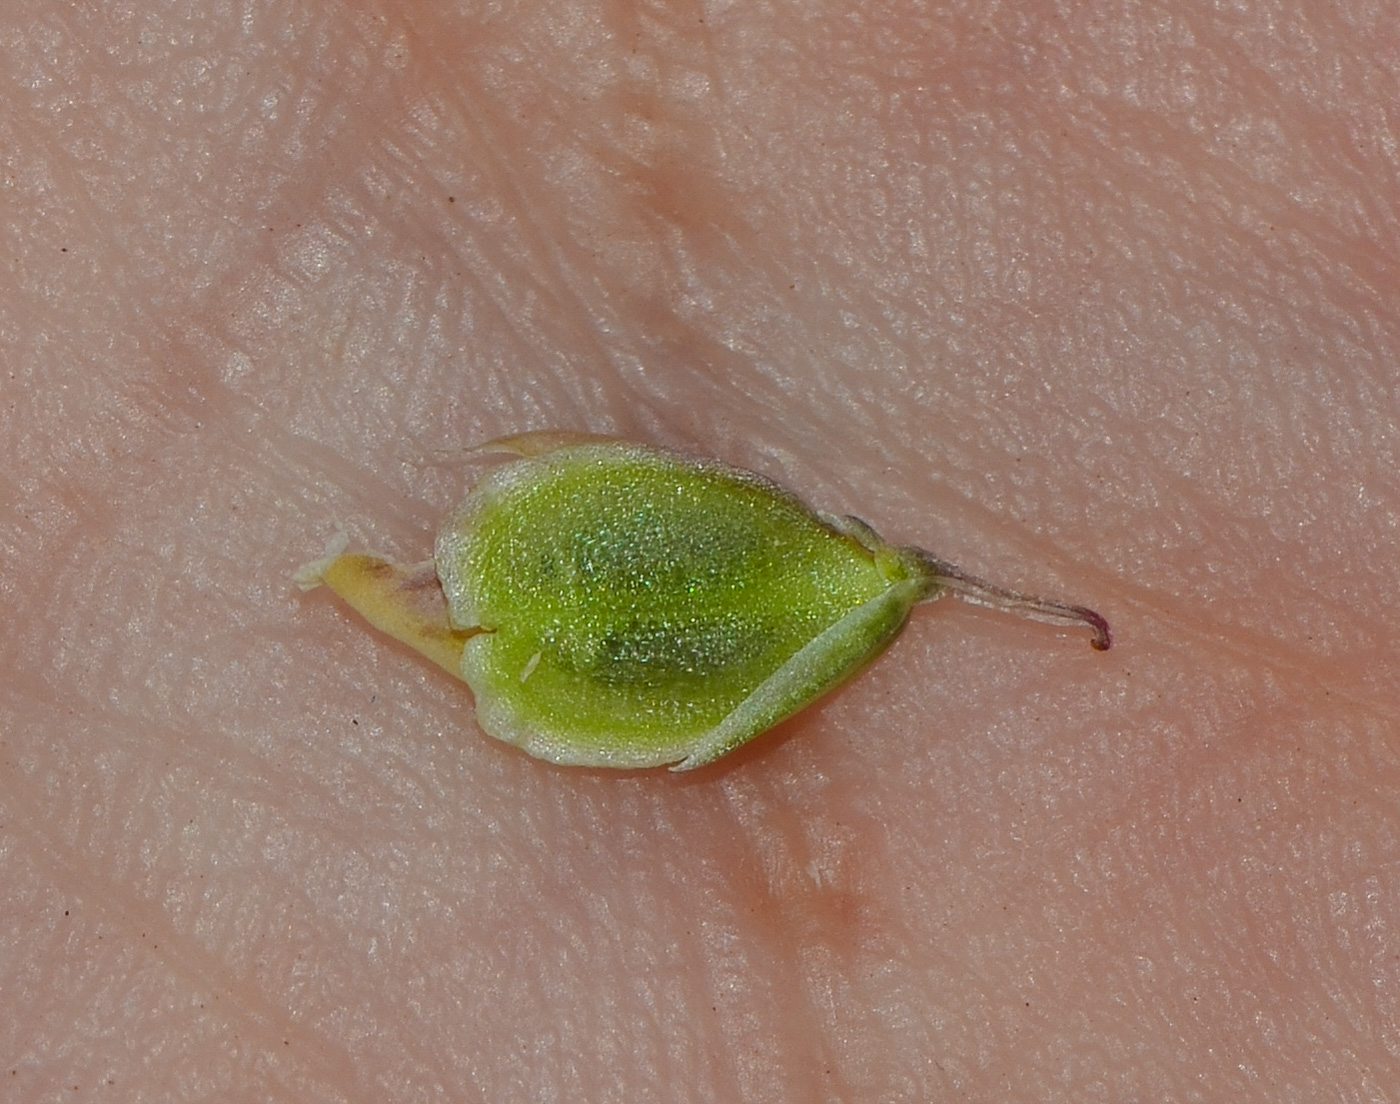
[2,0,1399,1100]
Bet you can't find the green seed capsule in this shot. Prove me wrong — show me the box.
[296,433,1110,770]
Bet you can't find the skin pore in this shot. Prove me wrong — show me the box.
[3,1,1398,1099]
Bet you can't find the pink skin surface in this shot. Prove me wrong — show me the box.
[4,2,1398,1100]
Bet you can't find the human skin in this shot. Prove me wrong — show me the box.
[3,0,1398,1100]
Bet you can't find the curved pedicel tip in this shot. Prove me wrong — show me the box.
[1072,605,1113,651]
[912,549,1112,652]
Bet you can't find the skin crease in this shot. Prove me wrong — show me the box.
[2,0,1399,1099]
